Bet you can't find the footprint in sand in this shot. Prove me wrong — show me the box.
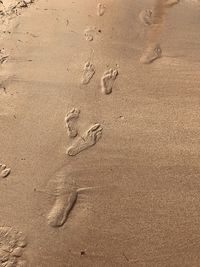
[47,188,78,227]
[67,123,103,156]
[97,3,106,16]
[139,9,153,26]
[65,108,80,138]
[0,226,27,267]
[0,49,9,65]
[81,62,95,85]
[0,163,11,178]
[46,175,100,227]
[84,27,96,41]
[165,0,180,7]
[101,68,118,95]
[140,44,162,64]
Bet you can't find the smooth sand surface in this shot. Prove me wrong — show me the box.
[0,0,200,266]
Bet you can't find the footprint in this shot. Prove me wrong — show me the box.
[0,164,11,178]
[84,27,96,42]
[101,68,118,95]
[67,123,103,156]
[139,9,153,25]
[97,3,106,16]
[165,0,180,7]
[0,226,27,267]
[0,49,9,65]
[46,175,100,227]
[140,44,162,64]
[47,189,78,227]
[81,62,95,85]
[65,108,80,138]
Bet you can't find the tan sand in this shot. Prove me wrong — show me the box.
[0,0,200,266]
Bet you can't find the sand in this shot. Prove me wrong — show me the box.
[0,0,200,266]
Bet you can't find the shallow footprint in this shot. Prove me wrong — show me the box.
[65,108,80,138]
[165,0,180,7]
[81,62,95,85]
[0,164,11,178]
[97,3,106,16]
[139,9,153,25]
[101,68,118,95]
[84,27,96,41]
[67,123,103,156]
[140,44,162,64]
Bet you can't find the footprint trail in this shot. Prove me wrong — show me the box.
[140,0,179,64]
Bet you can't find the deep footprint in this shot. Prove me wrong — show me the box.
[101,68,118,95]
[0,163,11,178]
[81,62,95,85]
[139,9,153,25]
[65,108,80,138]
[47,189,78,227]
[140,44,162,64]
[46,174,99,227]
[67,123,103,156]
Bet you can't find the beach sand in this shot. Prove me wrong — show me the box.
[0,0,200,266]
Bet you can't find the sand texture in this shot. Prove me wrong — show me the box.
[0,0,200,266]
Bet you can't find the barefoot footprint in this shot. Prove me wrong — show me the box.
[67,123,103,156]
[65,108,80,138]
[84,27,96,42]
[101,68,118,95]
[0,163,11,178]
[81,62,95,85]
[97,3,106,16]
[140,44,162,64]
[139,9,153,25]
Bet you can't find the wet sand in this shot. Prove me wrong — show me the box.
[0,0,200,266]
